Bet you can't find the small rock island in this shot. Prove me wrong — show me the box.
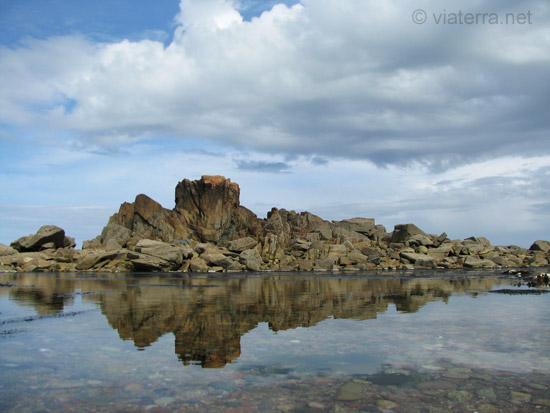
[1,175,549,273]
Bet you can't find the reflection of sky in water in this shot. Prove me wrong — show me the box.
[0,272,549,411]
[237,293,550,375]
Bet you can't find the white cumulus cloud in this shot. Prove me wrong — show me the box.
[0,0,547,168]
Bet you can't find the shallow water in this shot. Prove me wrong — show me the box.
[0,270,549,412]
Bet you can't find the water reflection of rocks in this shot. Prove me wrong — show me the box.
[0,273,502,368]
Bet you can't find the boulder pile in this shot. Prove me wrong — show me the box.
[1,176,548,273]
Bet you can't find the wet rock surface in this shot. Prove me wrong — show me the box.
[1,176,549,273]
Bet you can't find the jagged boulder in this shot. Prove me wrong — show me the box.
[332,218,386,241]
[433,232,448,247]
[408,234,434,247]
[87,175,262,248]
[399,251,437,268]
[188,257,209,272]
[131,252,180,272]
[0,251,60,272]
[332,218,375,235]
[530,240,550,253]
[239,248,262,271]
[361,246,381,265]
[291,238,311,252]
[10,225,73,252]
[76,250,129,270]
[391,224,428,244]
[105,239,122,251]
[348,250,368,264]
[203,253,240,270]
[127,194,191,244]
[317,227,333,241]
[332,226,368,242]
[427,245,454,260]
[175,175,261,243]
[227,237,258,252]
[88,194,191,249]
[264,208,333,245]
[465,236,491,246]
[461,238,493,255]
[134,239,184,267]
[102,223,132,248]
[314,257,335,270]
[525,253,548,267]
[64,236,76,248]
[328,244,347,259]
[175,176,239,232]
[0,243,17,256]
[462,256,495,268]
[490,256,512,266]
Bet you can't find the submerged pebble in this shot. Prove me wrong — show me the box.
[377,399,398,409]
[335,381,366,401]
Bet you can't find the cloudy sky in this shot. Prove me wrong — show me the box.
[1,0,549,248]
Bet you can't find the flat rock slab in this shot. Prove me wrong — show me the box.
[463,256,495,268]
[400,251,437,268]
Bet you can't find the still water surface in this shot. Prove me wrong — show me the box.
[0,270,549,412]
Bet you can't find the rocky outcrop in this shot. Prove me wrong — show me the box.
[85,194,192,249]
[391,223,428,244]
[530,240,550,253]
[462,256,496,268]
[0,243,17,256]
[83,176,262,249]
[399,251,437,268]
[2,176,549,273]
[239,248,262,271]
[175,175,261,242]
[227,237,258,253]
[332,218,374,234]
[10,225,75,252]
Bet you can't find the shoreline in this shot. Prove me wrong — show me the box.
[1,237,549,276]
[2,176,549,275]
[1,262,549,284]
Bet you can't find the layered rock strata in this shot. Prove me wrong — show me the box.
[1,175,549,273]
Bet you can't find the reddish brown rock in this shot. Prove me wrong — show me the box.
[86,176,261,247]
[175,175,261,243]
[62,175,547,273]
[126,194,190,244]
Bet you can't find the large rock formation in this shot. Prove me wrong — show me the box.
[1,175,549,273]
[83,175,262,248]
[83,194,191,249]
[175,175,261,243]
